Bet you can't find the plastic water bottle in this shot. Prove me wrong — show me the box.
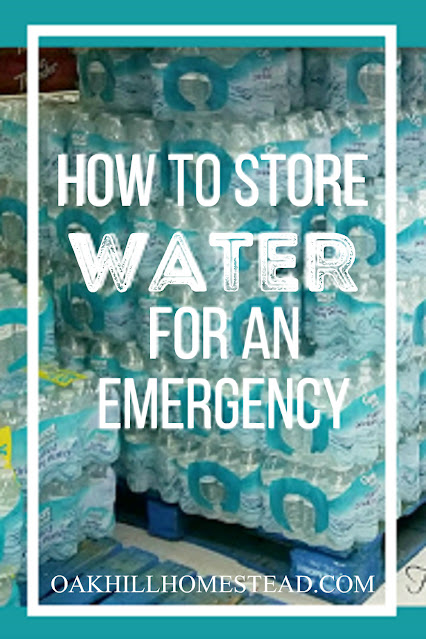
[79,465,116,540]
[286,49,304,109]
[325,464,356,550]
[89,336,119,377]
[0,576,16,607]
[0,467,20,518]
[236,448,263,528]
[260,454,287,534]
[98,277,135,343]
[39,478,80,562]
[68,108,94,175]
[85,58,108,102]
[0,466,21,574]
[131,203,164,288]
[398,436,421,506]
[122,429,157,493]
[177,437,203,514]
[355,468,380,543]
[0,181,26,250]
[118,341,147,410]
[399,358,420,436]
[279,460,320,544]
[40,104,67,190]
[155,432,181,503]
[57,333,88,371]
[126,116,162,202]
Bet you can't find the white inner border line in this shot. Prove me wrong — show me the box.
[27,24,397,617]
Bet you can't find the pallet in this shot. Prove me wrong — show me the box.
[27,538,282,606]
[19,491,426,607]
[116,480,426,605]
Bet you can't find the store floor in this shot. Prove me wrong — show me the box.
[115,524,426,606]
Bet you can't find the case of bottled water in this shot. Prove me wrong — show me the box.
[304,48,400,113]
[78,48,153,114]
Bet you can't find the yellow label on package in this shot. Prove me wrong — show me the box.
[0,425,12,469]
[39,364,87,387]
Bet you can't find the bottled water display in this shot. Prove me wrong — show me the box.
[33,47,426,555]
[1,47,426,607]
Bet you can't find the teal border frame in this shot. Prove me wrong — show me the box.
[0,0,425,632]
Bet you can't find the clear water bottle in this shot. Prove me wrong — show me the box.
[358,61,385,110]
[79,465,116,540]
[398,436,421,507]
[40,104,67,190]
[68,108,94,175]
[118,341,147,411]
[85,58,108,102]
[275,373,313,457]
[236,448,262,529]
[98,277,135,343]
[177,437,203,514]
[0,576,16,607]
[0,466,21,575]
[399,359,420,436]
[260,453,289,534]
[0,467,20,519]
[89,336,118,377]
[286,49,304,110]
[351,358,384,465]
[39,478,80,562]
[126,116,162,202]
[0,281,14,375]
[131,203,164,288]
[0,181,26,250]
[57,333,88,371]
[122,428,157,493]
[324,464,356,550]
[348,224,378,278]
[355,468,380,543]
[155,432,181,503]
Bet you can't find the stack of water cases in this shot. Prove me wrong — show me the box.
[0,326,23,607]
[0,95,40,605]
[0,274,39,607]
[36,94,120,568]
[0,94,119,604]
[398,50,426,513]
[36,48,422,560]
